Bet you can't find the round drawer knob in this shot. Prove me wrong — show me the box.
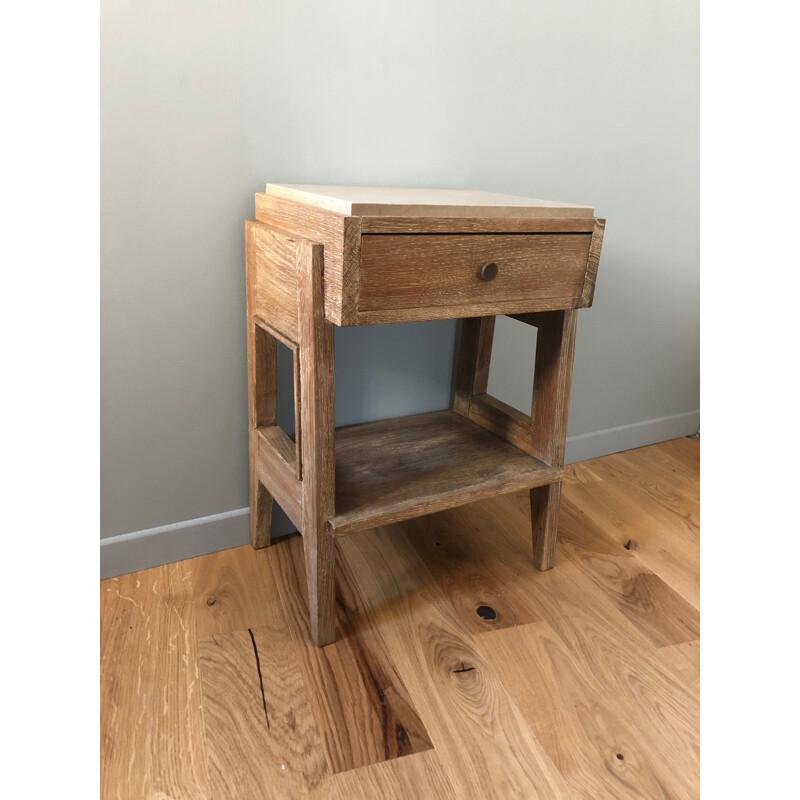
[480,261,499,281]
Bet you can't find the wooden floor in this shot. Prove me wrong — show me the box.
[100,436,699,800]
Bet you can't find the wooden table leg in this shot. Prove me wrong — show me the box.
[246,260,277,550]
[249,435,274,550]
[453,316,495,415]
[297,240,337,646]
[453,310,579,571]
[529,309,578,570]
[529,482,561,570]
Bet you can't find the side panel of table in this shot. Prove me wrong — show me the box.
[454,309,579,570]
[245,220,337,646]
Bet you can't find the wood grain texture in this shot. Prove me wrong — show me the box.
[452,305,579,573]
[572,445,699,509]
[198,544,327,799]
[620,440,700,503]
[246,245,278,549]
[248,192,599,644]
[530,481,562,570]
[566,474,700,610]
[432,485,700,796]
[531,309,579,468]
[453,317,481,417]
[556,443,700,610]
[292,344,303,478]
[660,640,700,696]
[246,219,301,342]
[254,189,602,326]
[453,316,495,416]
[528,563,700,793]
[359,233,591,314]
[472,316,495,395]
[256,425,302,530]
[258,424,298,471]
[402,511,543,634]
[341,215,363,323]
[101,438,699,800]
[249,435,274,549]
[252,316,302,484]
[353,296,589,326]
[579,218,606,307]
[199,627,320,799]
[467,392,534,452]
[336,527,573,799]
[297,240,338,646]
[477,621,689,800]
[269,535,434,774]
[100,562,209,799]
[657,436,700,473]
[255,193,350,325]
[360,216,597,234]
[249,320,277,429]
[488,492,700,782]
[522,309,579,569]
[330,411,561,536]
[192,545,282,639]
[313,751,455,800]
[555,496,700,647]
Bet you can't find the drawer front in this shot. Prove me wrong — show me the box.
[358,233,592,319]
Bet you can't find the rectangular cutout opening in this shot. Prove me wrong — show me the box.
[254,318,302,479]
[486,315,538,418]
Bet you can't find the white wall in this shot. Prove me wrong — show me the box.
[101,1,699,573]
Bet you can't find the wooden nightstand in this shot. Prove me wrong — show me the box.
[245,185,605,646]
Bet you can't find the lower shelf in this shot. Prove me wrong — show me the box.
[329,410,561,536]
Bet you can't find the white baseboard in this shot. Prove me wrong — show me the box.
[100,409,699,579]
[100,506,296,579]
[565,409,699,464]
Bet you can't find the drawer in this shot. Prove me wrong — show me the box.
[356,233,593,323]
[254,189,604,326]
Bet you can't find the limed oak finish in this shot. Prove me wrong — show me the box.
[247,184,605,646]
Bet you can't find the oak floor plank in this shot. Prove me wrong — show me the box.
[268,534,434,775]
[431,492,700,786]
[311,750,455,800]
[593,443,700,505]
[556,497,700,647]
[337,526,573,799]
[537,563,699,776]
[660,640,701,695]
[101,437,700,800]
[518,560,700,787]
[199,629,315,799]
[562,458,606,485]
[100,562,209,800]
[401,512,543,633]
[192,544,281,639]
[562,477,700,609]
[658,435,700,473]
[477,620,693,800]
[197,543,327,799]
[434,482,698,651]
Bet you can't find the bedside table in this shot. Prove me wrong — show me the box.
[245,184,605,646]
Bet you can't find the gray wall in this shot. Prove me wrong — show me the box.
[101,1,699,552]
